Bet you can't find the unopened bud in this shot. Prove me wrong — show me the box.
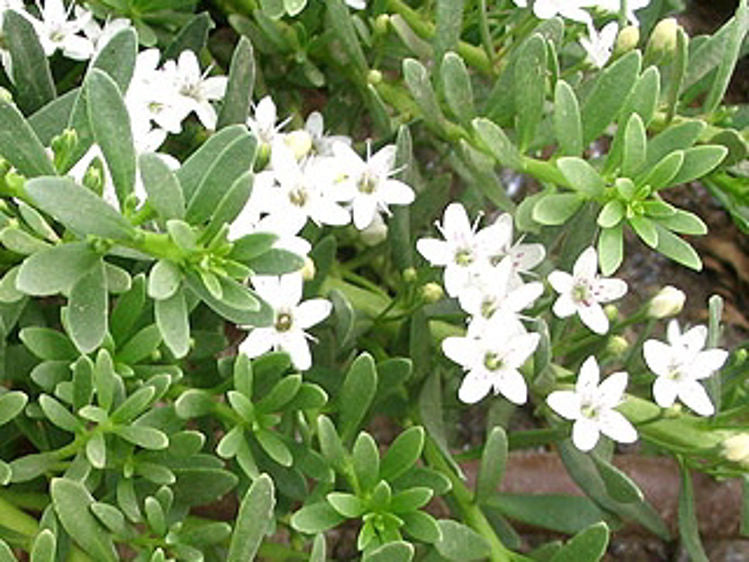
[301,256,316,281]
[646,18,678,62]
[5,170,24,194]
[374,14,390,35]
[604,304,619,321]
[420,282,444,303]
[402,267,417,283]
[614,25,640,56]
[360,215,388,246]
[648,285,686,319]
[0,87,12,104]
[723,433,749,468]
[367,69,383,85]
[283,130,313,160]
[663,403,682,418]
[83,157,105,196]
[606,335,629,356]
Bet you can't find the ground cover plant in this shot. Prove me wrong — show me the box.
[0,0,747,560]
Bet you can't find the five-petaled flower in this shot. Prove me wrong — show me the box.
[643,320,727,416]
[547,356,637,451]
[548,246,627,334]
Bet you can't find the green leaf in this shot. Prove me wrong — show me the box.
[324,0,368,76]
[549,522,609,562]
[90,502,128,536]
[50,478,118,562]
[30,529,55,562]
[380,426,425,481]
[139,153,185,221]
[0,266,24,303]
[174,389,214,419]
[3,10,55,113]
[667,145,728,187]
[630,215,658,248]
[9,452,58,483]
[597,224,624,275]
[110,273,145,344]
[441,52,474,125]
[255,374,301,413]
[110,385,155,423]
[116,426,168,450]
[434,0,463,63]
[246,248,304,275]
[86,432,106,469]
[403,58,446,132]
[291,502,346,534]
[0,539,17,562]
[116,324,162,364]
[163,12,215,60]
[362,542,414,562]
[144,496,166,536]
[68,259,107,353]
[514,33,547,151]
[644,120,705,170]
[283,0,306,16]
[89,28,138,94]
[484,493,607,536]
[86,69,135,206]
[353,432,380,493]
[0,391,28,426]
[703,1,748,113]
[0,99,57,177]
[326,492,365,518]
[0,461,10,486]
[185,130,257,224]
[665,28,689,121]
[597,200,625,228]
[553,80,583,157]
[205,170,253,242]
[532,193,584,225]
[654,224,702,270]
[172,467,238,506]
[556,158,605,197]
[217,36,255,129]
[581,50,641,145]
[226,473,275,562]
[435,520,491,560]
[155,288,190,359]
[338,352,378,443]
[310,534,326,562]
[592,455,643,503]
[20,327,77,360]
[473,117,523,170]
[390,486,433,513]
[148,260,182,301]
[640,150,684,190]
[0,227,49,255]
[39,394,81,432]
[476,426,508,501]
[401,510,441,543]
[316,415,346,472]
[622,113,647,178]
[255,428,293,466]
[94,350,117,412]
[655,209,707,235]
[25,177,135,240]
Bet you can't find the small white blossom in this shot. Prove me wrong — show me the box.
[247,96,289,147]
[484,212,546,286]
[239,273,331,371]
[345,0,366,8]
[547,356,637,451]
[513,0,595,25]
[591,0,651,25]
[305,111,351,157]
[648,285,686,319]
[443,313,539,405]
[332,142,414,230]
[82,14,132,54]
[643,320,728,416]
[24,0,94,59]
[548,246,627,334]
[580,21,618,68]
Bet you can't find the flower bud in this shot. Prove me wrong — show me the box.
[83,157,105,196]
[604,304,619,321]
[648,285,686,319]
[367,69,383,85]
[722,434,749,468]
[606,335,629,356]
[0,87,12,104]
[374,14,390,35]
[402,267,417,283]
[360,215,388,246]
[663,403,682,418]
[301,256,316,281]
[646,18,678,62]
[614,25,640,56]
[283,130,313,161]
[420,282,444,303]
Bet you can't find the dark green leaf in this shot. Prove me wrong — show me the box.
[90,502,128,536]
[622,113,647,178]
[434,0,463,64]
[472,117,523,169]
[484,493,607,535]
[553,80,583,157]
[246,248,304,275]
[515,34,547,151]
[0,100,57,177]
[441,52,474,125]
[163,12,215,61]
[324,0,368,76]
[476,426,508,500]
[667,145,727,186]
[255,428,293,466]
[592,455,644,503]
[205,170,253,241]
[644,120,705,170]
[20,327,77,360]
[111,274,145,344]
[435,520,491,560]
[116,426,168,450]
[641,150,684,190]
[317,415,346,472]
[403,58,446,132]
[353,432,380,493]
[381,426,424,481]
[338,352,378,443]
[703,2,747,113]
[0,391,28,426]
[217,36,255,129]
[227,473,275,562]
[68,259,108,353]
[89,28,138,93]
[116,324,162,364]
[549,522,609,562]
[291,502,345,534]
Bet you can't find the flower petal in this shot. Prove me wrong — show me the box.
[239,328,274,359]
[577,356,601,393]
[680,325,708,355]
[679,382,715,416]
[652,377,679,408]
[548,271,573,294]
[497,369,528,405]
[597,371,628,409]
[688,349,728,379]
[572,418,600,452]
[295,299,332,329]
[578,302,609,334]
[546,390,581,420]
[442,203,472,241]
[552,293,576,318]
[643,339,673,377]
[594,277,628,303]
[458,371,492,404]
[281,331,312,371]
[573,246,598,279]
[598,410,638,444]
[416,238,450,266]
[442,336,479,368]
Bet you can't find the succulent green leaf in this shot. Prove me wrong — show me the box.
[622,113,647,178]
[0,99,57,177]
[655,209,707,235]
[472,117,523,169]
[20,327,77,360]
[0,391,28,426]
[435,520,491,560]
[556,158,605,197]
[139,153,185,221]
[353,432,380,493]
[86,432,106,469]
[532,193,584,225]
[629,215,658,248]
[476,426,508,500]
[441,52,475,125]
[380,426,425,481]
[514,34,547,151]
[553,80,583,157]
[227,474,275,562]
[326,492,365,518]
[291,502,345,534]
[338,352,378,443]
[640,150,684,190]
[68,259,108,353]
[654,224,702,270]
[362,542,414,562]
[667,145,728,187]
[155,288,190,359]
[30,529,55,562]
[549,522,609,562]
[116,426,168,450]
[217,36,255,129]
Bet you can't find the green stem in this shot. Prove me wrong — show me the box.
[424,440,514,562]
[386,0,493,74]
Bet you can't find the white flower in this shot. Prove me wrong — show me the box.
[723,433,749,468]
[484,212,546,286]
[247,96,289,147]
[416,203,497,297]
[548,246,627,334]
[305,111,351,157]
[24,0,94,59]
[461,256,543,334]
[332,142,414,230]
[81,14,132,54]
[547,356,637,451]
[513,0,595,25]
[126,49,183,137]
[345,0,366,8]
[360,212,388,246]
[163,50,227,130]
[580,21,618,68]
[643,320,728,416]
[591,0,651,25]
[239,273,331,371]
[647,285,686,319]
[443,313,539,405]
